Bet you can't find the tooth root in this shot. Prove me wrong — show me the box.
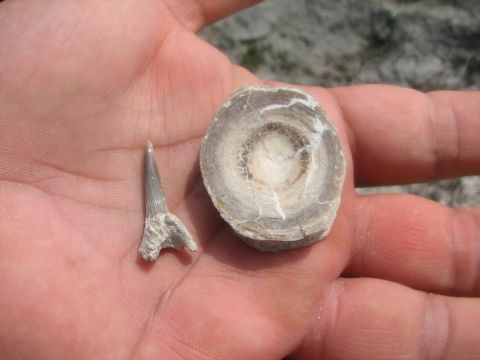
[139,141,198,261]
[164,213,198,252]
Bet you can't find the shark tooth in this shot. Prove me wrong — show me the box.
[139,141,198,261]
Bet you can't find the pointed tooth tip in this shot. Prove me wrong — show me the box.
[146,140,154,152]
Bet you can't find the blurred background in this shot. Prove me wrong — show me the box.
[201,0,480,206]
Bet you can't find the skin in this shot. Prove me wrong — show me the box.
[0,0,479,359]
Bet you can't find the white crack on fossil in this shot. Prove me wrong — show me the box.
[200,86,346,252]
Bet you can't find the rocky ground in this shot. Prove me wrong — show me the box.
[201,0,480,206]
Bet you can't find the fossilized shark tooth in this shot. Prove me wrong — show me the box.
[200,86,346,252]
[139,141,198,261]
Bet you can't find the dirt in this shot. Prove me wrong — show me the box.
[201,0,480,207]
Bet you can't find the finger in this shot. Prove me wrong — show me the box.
[131,223,352,360]
[133,182,356,359]
[346,193,480,296]
[292,278,480,360]
[331,85,480,185]
[163,0,263,32]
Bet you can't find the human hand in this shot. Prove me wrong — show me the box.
[0,1,479,359]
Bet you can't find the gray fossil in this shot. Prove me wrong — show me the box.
[139,141,198,261]
[200,86,346,251]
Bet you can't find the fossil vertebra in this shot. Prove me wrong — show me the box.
[139,141,198,261]
[200,87,346,252]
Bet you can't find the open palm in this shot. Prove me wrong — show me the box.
[1,1,479,359]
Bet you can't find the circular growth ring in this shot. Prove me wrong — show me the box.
[200,86,346,252]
